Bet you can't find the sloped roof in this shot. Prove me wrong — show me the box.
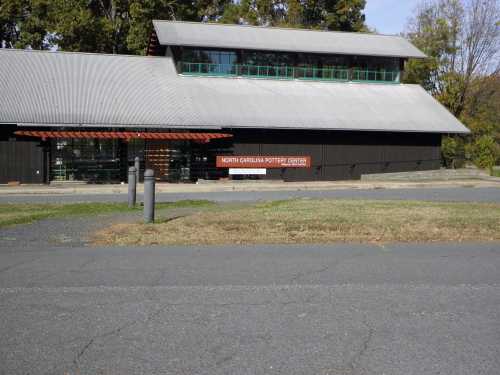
[153,20,427,59]
[0,49,468,134]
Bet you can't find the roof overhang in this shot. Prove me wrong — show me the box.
[0,49,468,134]
[153,20,427,59]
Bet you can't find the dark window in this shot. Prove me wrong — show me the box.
[179,47,401,83]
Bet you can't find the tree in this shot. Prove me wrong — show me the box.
[219,2,242,24]
[128,0,198,54]
[197,0,233,21]
[2,0,367,53]
[463,75,500,140]
[0,0,51,49]
[404,0,500,118]
[220,0,366,31]
[0,0,22,48]
[285,0,303,27]
[324,0,366,31]
[1,0,201,53]
[467,135,499,169]
[404,0,500,170]
[442,135,465,168]
[48,0,132,54]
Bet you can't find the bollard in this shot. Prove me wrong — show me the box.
[128,166,137,208]
[144,169,155,223]
[134,156,140,183]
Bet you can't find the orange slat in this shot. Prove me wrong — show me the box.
[14,130,233,142]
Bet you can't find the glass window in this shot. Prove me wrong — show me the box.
[50,138,122,182]
[179,47,401,82]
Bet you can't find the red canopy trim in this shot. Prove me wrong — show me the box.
[15,131,233,143]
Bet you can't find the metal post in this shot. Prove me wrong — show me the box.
[144,169,155,223]
[128,166,136,208]
[134,156,140,183]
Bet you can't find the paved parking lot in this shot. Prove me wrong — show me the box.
[1,241,499,375]
[1,187,499,374]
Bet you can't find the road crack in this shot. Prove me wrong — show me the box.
[289,253,365,284]
[71,298,174,371]
[0,255,44,274]
[345,320,374,374]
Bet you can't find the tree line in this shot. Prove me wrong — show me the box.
[404,0,499,170]
[0,0,366,54]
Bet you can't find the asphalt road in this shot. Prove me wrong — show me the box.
[1,186,500,203]
[1,241,499,375]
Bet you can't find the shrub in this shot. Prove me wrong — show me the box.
[442,136,465,168]
[466,135,499,169]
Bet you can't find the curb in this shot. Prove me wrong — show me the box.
[0,179,499,195]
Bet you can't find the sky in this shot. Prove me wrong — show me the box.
[364,0,421,35]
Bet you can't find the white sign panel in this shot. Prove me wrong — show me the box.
[229,168,267,175]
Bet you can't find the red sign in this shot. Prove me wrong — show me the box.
[216,156,311,168]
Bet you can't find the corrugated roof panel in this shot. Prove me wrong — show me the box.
[0,49,208,128]
[0,49,468,134]
[153,20,427,59]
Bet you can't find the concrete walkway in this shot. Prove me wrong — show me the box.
[1,187,500,204]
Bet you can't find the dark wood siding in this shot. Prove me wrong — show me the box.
[230,129,441,181]
[0,127,45,184]
[0,126,443,183]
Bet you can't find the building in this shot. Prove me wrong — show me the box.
[0,21,469,184]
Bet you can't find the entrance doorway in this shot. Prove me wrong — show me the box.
[143,140,231,182]
[144,140,192,182]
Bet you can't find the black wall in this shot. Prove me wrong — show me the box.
[0,126,443,184]
[227,129,442,181]
[0,126,46,184]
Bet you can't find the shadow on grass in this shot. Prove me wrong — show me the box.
[0,200,214,228]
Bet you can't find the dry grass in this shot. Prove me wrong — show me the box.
[93,199,500,246]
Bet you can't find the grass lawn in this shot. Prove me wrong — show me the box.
[94,199,500,245]
[0,200,212,228]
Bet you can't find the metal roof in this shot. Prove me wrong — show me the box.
[153,20,427,59]
[0,49,468,134]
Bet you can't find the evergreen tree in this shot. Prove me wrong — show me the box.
[48,0,130,54]
[220,0,366,31]
[1,0,367,53]
[128,0,199,54]
[0,0,51,49]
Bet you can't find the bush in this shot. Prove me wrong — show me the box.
[442,136,465,168]
[466,135,499,170]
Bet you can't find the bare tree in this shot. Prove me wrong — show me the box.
[461,0,500,75]
[455,0,500,114]
[405,0,500,117]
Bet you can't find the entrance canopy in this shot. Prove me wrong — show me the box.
[15,130,233,143]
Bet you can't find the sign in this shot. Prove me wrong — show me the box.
[229,168,267,175]
[217,156,311,169]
